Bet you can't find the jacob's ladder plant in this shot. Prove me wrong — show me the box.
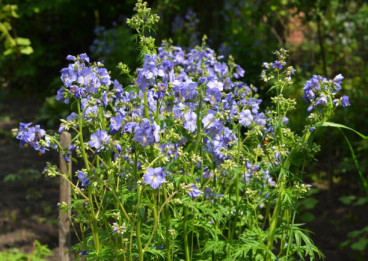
[14,1,358,260]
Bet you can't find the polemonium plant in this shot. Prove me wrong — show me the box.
[14,1,356,260]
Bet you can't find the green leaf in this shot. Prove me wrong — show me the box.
[3,47,14,56]
[299,212,315,223]
[266,85,277,94]
[15,37,31,46]
[306,188,319,196]
[339,240,350,249]
[354,197,368,206]
[301,198,318,209]
[20,46,33,55]
[351,237,368,251]
[3,173,21,182]
[145,247,165,258]
[339,195,356,205]
[138,207,145,218]
[339,129,368,197]
[348,229,365,238]
[315,121,368,140]
[202,239,226,254]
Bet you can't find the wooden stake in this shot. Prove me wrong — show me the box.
[59,131,72,261]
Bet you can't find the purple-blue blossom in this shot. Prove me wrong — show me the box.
[110,114,123,133]
[341,95,350,107]
[16,123,48,154]
[315,96,328,107]
[183,112,197,132]
[77,171,89,187]
[88,130,110,150]
[271,61,283,70]
[134,125,154,147]
[144,167,166,189]
[187,183,201,199]
[239,109,253,126]
[205,88,221,104]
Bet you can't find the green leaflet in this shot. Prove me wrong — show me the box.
[315,121,368,140]
[314,121,368,197]
[339,129,368,197]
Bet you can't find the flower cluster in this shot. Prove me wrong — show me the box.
[58,54,111,103]
[303,74,350,112]
[261,49,295,83]
[16,123,49,154]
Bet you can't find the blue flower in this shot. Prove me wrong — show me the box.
[341,95,350,107]
[66,55,76,61]
[134,126,154,147]
[56,88,69,104]
[79,53,90,63]
[239,109,253,126]
[69,85,86,99]
[233,65,245,79]
[334,74,344,91]
[180,82,198,100]
[207,80,223,92]
[271,61,283,70]
[315,96,328,107]
[67,112,78,122]
[61,66,77,87]
[303,90,315,102]
[110,114,123,133]
[79,251,88,256]
[83,105,98,121]
[152,122,161,143]
[202,113,216,129]
[88,130,110,150]
[187,183,201,199]
[98,68,111,86]
[198,76,207,84]
[183,112,197,132]
[158,82,168,93]
[205,88,221,104]
[144,167,166,189]
[136,55,165,92]
[16,123,48,154]
[77,171,89,187]
[123,122,139,133]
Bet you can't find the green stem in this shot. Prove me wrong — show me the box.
[266,181,284,261]
[144,90,149,119]
[77,102,90,171]
[183,207,190,261]
[276,73,284,146]
[190,83,203,177]
[136,185,144,261]
[285,210,296,258]
[88,188,100,254]
[279,208,290,255]
[155,97,160,123]
[77,102,101,253]
[164,185,172,261]
[152,191,158,230]
[132,142,143,261]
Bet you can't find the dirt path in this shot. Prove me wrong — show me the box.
[0,98,59,259]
